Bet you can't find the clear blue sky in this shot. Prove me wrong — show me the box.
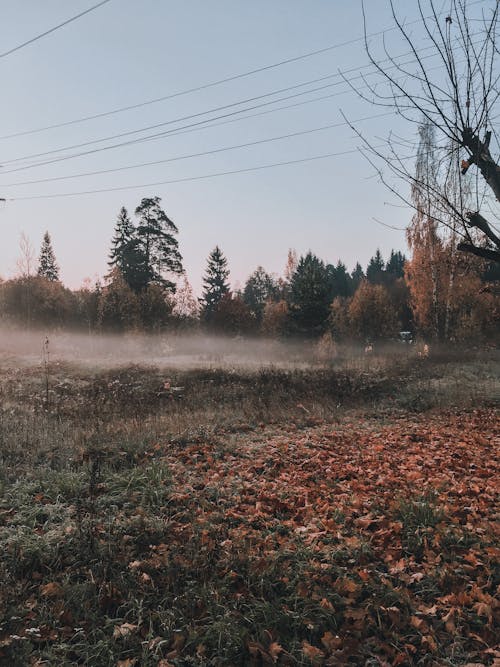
[0,0,440,293]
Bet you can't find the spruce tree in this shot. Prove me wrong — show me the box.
[37,231,59,281]
[333,261,352,298]
[108,207,145,291]
[386,250,406,279]
[351,262,365,292]
[200,246,230,322]
[288,252,331,336]
[366,249,385,284]
[135,197,183,292]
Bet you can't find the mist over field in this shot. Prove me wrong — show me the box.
[0,326,440,378]
[0,327,318,368]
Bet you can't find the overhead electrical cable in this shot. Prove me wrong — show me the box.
[3,22,484,170]
[0,73,357,164]
[162,89,366,138]
[6,148,379,201]
[2,35,468,164]
[0,17,434,137]
[0,82,374,174]
[0,45,454,174]
[0,0,112,59]
[8,143,427,202]
[0,112,394,187]
[1,43,479,183]
[0,0,482,138]
[9,37,479,178]
[1,90,344,176]
[0,87,362,177]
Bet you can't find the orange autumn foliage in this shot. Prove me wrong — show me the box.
[405,221,497,340]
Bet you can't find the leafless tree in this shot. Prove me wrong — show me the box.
[346,0,500,264]
[15,232,36,329]
[16,232,36,278]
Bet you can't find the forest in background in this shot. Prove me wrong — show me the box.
[0,193,498,346]
[3,111,499,348]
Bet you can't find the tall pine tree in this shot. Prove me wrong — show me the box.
[37,231,59,281]
[200,246,230,322]
[135,197,183,292]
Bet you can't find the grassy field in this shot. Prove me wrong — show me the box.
[0,349,498,666]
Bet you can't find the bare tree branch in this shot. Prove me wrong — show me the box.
[352,0,500,264]
[457,242,500,262]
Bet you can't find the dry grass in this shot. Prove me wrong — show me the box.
[0,348,498,665]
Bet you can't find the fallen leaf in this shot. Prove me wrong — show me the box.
[113,623,137,639]
[421,635,437,652]
[128,560,142,569]
[419,604,437,616]
[321,631,343,651]
[410,616,426,631]
[40,582,64,599]
[302,640,325,663]
[269,641,283,662]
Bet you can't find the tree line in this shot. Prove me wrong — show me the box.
[0,193,497,343]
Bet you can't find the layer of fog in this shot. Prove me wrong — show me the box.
[0,327,332,370]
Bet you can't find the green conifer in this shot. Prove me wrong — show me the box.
[200,246,230,322]
[37,231,59,281]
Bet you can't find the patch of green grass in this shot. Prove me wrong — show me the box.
[440,526,478,552]
[3,524,67,577]
[396,492,445,558]
[100,460,172,509]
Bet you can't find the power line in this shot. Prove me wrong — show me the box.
[0,112,394,187]
[0,82,364,174]
[0,0,113,60]
[0,0,482,139]
[0,18,416,138]
[1,42,480,185]
[167,89,363,139]
[0,88,344,175]
[6,148,367,201]
[0,87,363,181]
[6,144,426,202]
[0,46,450,174]
[9,144,430,202]
[0,74,353,165]
[4,142,427,202]
[3,22,484,172]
